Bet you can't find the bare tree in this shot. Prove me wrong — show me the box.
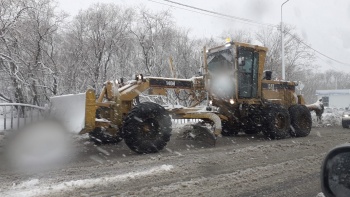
[61,3,133,93]
[131,8,175,77]
[255,25,315,81]
[0,0,65,105]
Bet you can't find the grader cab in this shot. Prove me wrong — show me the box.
[206,41,311,138]
[52,40,312,154]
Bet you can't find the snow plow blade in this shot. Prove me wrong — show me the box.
[50,93,86,133]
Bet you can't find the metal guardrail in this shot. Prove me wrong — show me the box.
[0,103,47,131]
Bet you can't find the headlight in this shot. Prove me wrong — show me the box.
[230,99,235,105]
[344,114,349,117]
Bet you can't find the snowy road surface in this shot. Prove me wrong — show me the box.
[0,126,349,197]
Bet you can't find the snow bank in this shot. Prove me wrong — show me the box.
[311,111,342,127]
[16,179,39,189]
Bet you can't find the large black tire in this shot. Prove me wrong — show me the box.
[263,104,290,139]
[221,120,239,136]
[244,128,260,135]
[122,102,172,154]
[89,127,123,145]
[243,119,264,135]
[289,105,312,137]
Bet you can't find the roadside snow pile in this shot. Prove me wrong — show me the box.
[16,179,40,189]
[311,110,342,127]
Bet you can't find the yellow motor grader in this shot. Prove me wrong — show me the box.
[52,40,312,154]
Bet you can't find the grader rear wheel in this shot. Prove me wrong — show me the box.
[263,104,290,139]
[289,105,312,137]
[122,102,172,154]
[221,120,239,136]
[244,128,260,135]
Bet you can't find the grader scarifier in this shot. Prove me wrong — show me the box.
[54,40,312,154]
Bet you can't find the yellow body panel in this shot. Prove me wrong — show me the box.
[80,89,96,134]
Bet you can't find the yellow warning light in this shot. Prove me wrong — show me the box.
[225,38,232,47]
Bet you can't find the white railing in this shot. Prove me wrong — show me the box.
[171,119,201,125]
[0,103,47,131]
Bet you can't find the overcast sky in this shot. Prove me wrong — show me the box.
[57,0,350,72]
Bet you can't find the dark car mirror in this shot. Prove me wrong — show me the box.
[321,144,350,197]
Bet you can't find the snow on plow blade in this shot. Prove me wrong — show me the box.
[50,93,86,133]
[179,123,217,146]
[191,124,217,146]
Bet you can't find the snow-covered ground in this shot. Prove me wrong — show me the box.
[0,103,348,196]
[1,126,348,197]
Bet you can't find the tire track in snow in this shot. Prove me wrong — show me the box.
[120,154,324,197]
[2,164,174,197]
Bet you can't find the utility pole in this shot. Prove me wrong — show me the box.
[281,0,290,81]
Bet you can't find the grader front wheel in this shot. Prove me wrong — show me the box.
[89,127,123,145]
[122,102,172,154]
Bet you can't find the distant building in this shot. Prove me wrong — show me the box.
[316,89,350,108]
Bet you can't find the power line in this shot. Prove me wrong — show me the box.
[285,31,350,66]
[146,0,350,67]
[147,0,240,23]
[162,0,277,27]
[146,0,275,28]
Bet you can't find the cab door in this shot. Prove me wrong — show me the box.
[237,47,259,99]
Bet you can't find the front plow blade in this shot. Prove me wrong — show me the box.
[50,93,86,133]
